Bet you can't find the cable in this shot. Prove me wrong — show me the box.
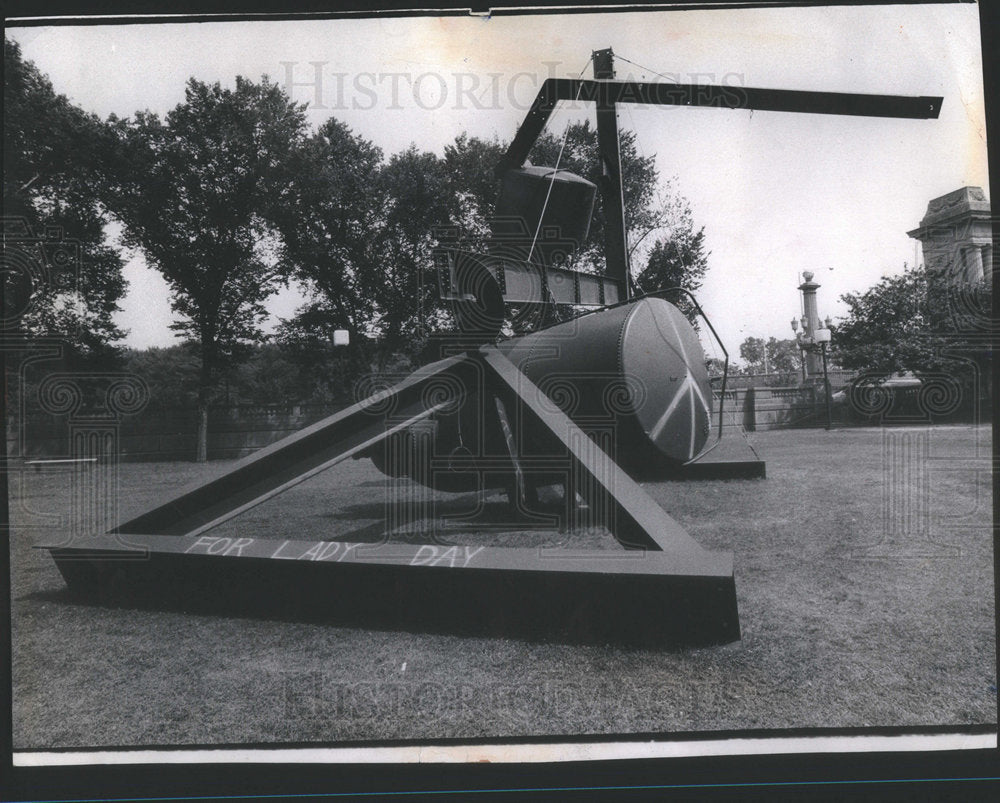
[613,53,679,84]
[526,55,593,265]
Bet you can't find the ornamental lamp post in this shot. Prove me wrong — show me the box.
[790,317,806,383]
[792,279,834,429]
[814,320,833,430]
[796,271,824,376]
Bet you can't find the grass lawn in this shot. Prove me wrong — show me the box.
[9,425,996,748]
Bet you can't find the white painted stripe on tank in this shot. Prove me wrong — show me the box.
[648,308,712,459]
[689,382,696,459]
[649,377,690,443]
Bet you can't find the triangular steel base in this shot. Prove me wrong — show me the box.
[40,347,740,646]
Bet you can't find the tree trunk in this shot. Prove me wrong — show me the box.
[196,352,213,463]
[196,400,208,462]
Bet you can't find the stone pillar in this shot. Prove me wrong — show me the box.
[964,246,985,283]
[908,186,991,284]
[798,271,822,377]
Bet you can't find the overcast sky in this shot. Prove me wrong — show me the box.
[7,4,988,356]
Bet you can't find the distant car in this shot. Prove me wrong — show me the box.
[831,373,921,404]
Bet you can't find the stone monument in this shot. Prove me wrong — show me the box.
[907,186,992,283]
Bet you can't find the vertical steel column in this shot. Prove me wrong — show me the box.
[592,48,631,297]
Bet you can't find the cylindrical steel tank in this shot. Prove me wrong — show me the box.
[365,297,713,488]
[498,297,713,474]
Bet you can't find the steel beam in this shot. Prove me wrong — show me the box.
[498,77,943,175]
[592,49,630,295]
[44,532,739,645]
[437,248,623,307]
[481,347,719,555]
[113,355,475,537]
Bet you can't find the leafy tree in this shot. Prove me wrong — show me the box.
[102,76,308,460]
[269,118,383,370]
[835,270,928,374]
[738,336,803,385]
[441,132,506,236]
[3,38,126,357]
[276,128,459,371]
[222,343,310,406]
[633,211,709,325]
[282,120,710,381]
[269,326,360,406]
[833,265,990,392]
[369,145,451,354]
[767,339,805,375]
[634,217,707,294]
[123,344,200,410]
[738,337,767,373]
[124,341,356,410]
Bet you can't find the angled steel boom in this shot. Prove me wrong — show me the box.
[497,76,943,175]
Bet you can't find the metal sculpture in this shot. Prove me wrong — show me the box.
[40,49,941,645]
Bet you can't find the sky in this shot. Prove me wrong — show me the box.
[7,4,989,356]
